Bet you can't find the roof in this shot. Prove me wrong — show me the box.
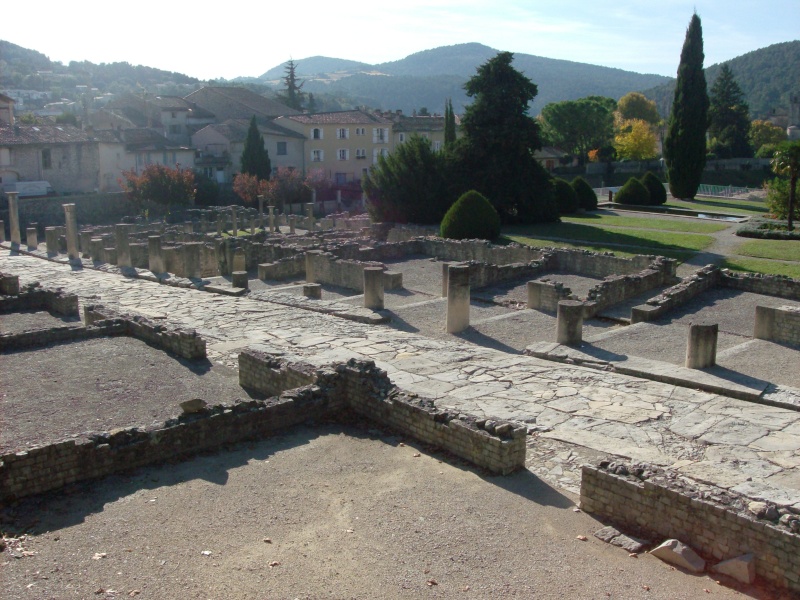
[393,115,448,133]
[195,118,305,143]
[119,128,191,151]
[0,123,98,145]
[184,86,300,121]
[149,96,216,119]
[0,93,14,105]
[534,146,568,160]
[285,110,391,126]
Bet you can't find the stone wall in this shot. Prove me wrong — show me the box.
[527,280,575,312]
[586,264,675,315]
[84,305,206,360]
[722,270,800,301]
[0,275,79,316]
[631,265,722,323]
[754,305,800,347]
[306,251,401,292]
[580,464,800,593]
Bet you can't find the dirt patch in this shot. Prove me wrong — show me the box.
[0,423,764,599]
[0,336,257,453]
[0,310,81,335]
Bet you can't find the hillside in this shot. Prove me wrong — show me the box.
[256,43,671,115]
[643,40,800,119]
[260,56,372,80]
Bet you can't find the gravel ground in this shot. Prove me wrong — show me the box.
[0,335,256,453]
[0,423,766,600]
[0,310,81,335]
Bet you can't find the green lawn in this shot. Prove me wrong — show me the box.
[666,196,768,216]
[501,234,696,261]
[735,239,800,262]
[722,257,800,279]
[563,212,730,233]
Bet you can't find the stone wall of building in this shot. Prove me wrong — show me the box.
[586,265,675,315]
[754,305,800,347]
[631,265,722,323]
[722,270,800,301]
[580,464,800,593]
[527,280,575,312]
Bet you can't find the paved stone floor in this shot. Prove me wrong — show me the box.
[2,248,800,508]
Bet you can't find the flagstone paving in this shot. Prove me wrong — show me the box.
[2,248,800,507]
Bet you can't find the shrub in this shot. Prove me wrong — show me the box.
[571,176,598,211]
[640,171,667,205]
[552,178,579,214]
[440,190,501,240]
[613,177,651,205]
[765,177,800,221]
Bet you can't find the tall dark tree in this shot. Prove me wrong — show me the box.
[240,115,271,180]
[306,92,317,113]
[444,98,456,146]
[708,64,752,158]
[278,60,305,111]
[664,13,709,199]
[540,96,616,163]
[450,51,557,223]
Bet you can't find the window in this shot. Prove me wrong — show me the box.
[336,128,349,139]
[338,148,349,160]
[398,133,405,142]
[372,147,389,164]
[355,148,366,159]
[373,128,387,143]
[335,172,347,185]
[355,127,366,136]
[434,141,442,151]
[277,141,287,156]
[42,149,52,169]
[312,128,323,140]
[311,149,324,162]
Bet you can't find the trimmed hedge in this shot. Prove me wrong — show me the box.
[640,171,667,205]
[736,217,800,240]
[613,177,651,205]
[553,178,579,214]
[571,176,598,211]
[440,190,501,240]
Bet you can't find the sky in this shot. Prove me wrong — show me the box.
[4,0,799,81]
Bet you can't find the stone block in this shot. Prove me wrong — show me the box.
[650,539,705,573]
[712,553,755,584]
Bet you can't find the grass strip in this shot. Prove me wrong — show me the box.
[722,257,800,279]
[563,213,729,233]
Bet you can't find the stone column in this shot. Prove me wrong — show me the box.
[268,206,276,233]
[446,264,470,334]
[115,224,132,268]
[231,206,238,237]
[336,189,342,211]
[45,227,59,255]
[63,203,79,260]
[556,300,584,346]
[685,323,718,369]
[442,262,452,297]
[231,271,248,289]
[80,230,93,258]
[148,236,165,273]
[305,250,320,283]
[289,215,296,235]
[305,202,315,231]
[0,220,5,243]
[26,226,38,249]
[200,211,208,234]
[183,242,201,278]
[216,215,223,236]
[258,195,265,230]
[363,267,385,310]
[303,283,322,299]
[527,281,541,310]
[90,237,104,262]
[249,217,255,236]
[8,192,21,245]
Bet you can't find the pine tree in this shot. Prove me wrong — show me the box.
[664,13,709,199]
[240,115,271,180]
[307,92,317,113]
[708,65,752,158]
[444,98,456,146]
[279,60,305,111]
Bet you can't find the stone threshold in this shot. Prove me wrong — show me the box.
[525,341,800,412]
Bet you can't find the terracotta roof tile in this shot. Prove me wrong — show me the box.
[286,110,392,125]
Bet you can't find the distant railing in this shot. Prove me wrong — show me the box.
[696,184,758,198]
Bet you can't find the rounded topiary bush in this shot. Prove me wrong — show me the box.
[440,190,501,240]
[640,171,667,205]
[571,176,598,211]
[613,177,651,205]
[553,178,579,214]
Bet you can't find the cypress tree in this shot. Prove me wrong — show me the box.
[240,115,271,180]
[444,98,456,146]
[664,13,709,199]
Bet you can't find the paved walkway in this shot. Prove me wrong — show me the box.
[2,248,800,508]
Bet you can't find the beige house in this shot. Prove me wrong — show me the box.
[192,118,305,184]
[275,110,393,185]
[386,111,457,152]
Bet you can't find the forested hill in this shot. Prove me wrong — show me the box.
[0,40,200,95]
[254,43,672,115]
[643,40,800,119]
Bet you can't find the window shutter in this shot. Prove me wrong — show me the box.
[372,128,378,143]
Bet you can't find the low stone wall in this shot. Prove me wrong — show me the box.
[631,265,722,323]
[754,305,800,347]
[337,359,527,475]
[258,256,306,281]
[580,463,800,593]
[0,321,125,352]
[306,251,402,292]
[0,277,79,316]
[527,280,575,311]
[84,305,206,360]
[722,270,800,301]
[239,349,320,396]
[0,386,333,503]
[587,264,675,315]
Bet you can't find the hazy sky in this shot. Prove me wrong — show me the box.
[5,0,798,81]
